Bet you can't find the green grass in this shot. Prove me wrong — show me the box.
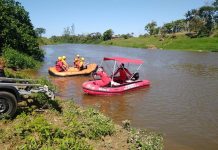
[162,37,218,51]
[101,34,218,51]
[0,96,163,150]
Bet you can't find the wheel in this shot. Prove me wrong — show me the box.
[0,91,17,118]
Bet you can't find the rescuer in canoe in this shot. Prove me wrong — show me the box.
[55,57,66,72]
[74,54,80,68]
[113,63,132,83]
[78,57,87,71]
[94,67,111,87]
[61,56,69,70]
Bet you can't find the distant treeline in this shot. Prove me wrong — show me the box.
[42,0,218,44]
[48,29,134,44]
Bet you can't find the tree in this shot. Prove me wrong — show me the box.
[70,24,75,35]
[185,9,203,33]
[172,19,186,33]
[121,33,133,39]
[161,23,174,34]
[63,27,71,37]
[185,4,217,37]
[0,0,44,61]
[88,32,102,40]
[145,21,157,35]
[103,29,113,41]
[198,6,215,36]
[213,0,218,26]
[213,0,218,7]
[63,24,75,37]
[35,28,46,37]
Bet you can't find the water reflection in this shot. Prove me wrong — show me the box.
[171,63,218,79]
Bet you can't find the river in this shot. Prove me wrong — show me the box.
[39,44,218,150]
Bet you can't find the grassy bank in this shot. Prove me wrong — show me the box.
[0,97,163,150]
[39,33,218,52]
[101,34,218,52]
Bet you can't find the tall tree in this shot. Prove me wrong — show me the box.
[185,9,203,33]
[0,0,44,61]
[198,6,215,36]
[63,27,71,37]
[213,0,218,6]
[161,23,174,34]
[145,21,157,35]
[70,24,75,35]
[35,28,46,37]
[213,0,218,26]
[103,29,113,41]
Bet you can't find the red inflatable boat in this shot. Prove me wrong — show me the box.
[82,57,150,95]
[83,79,150,95]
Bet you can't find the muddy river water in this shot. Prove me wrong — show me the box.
[39,44,218,150]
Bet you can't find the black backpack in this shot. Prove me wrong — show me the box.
[131,72,139,81]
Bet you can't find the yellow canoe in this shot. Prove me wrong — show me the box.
[48,63,97,77]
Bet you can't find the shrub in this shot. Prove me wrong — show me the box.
[128,129,163,150]
[3,47,40,69]
[4,68,30,78]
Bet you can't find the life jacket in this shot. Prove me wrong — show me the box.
[97,71,111,85]
[56,60,64,72]
[62,59,68,67]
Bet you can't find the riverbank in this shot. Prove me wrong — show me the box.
[0,69,163,150]
[0,98,163,150]
[39,33,218,52]
[101,34,218,52]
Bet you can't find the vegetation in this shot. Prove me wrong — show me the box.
[0,96,163,150]
[0,0,44,69]
[103,29,114,41]
[101,33,218,51]
[144,0,218,38]
[3,47,40,69]
[35,28,46,37]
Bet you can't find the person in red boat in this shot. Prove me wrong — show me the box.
[56,57,65,72]
[94,67,111,87]
[113,63,132,83]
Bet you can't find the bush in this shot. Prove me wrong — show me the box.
[4,68,30,78]
[3,47,40,69]
[128,129,163,150]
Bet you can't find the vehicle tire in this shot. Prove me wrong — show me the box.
[0,91,17,118]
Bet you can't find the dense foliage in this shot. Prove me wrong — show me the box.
[3,47,40,69]
[0,0,44,61]
[50,32,103,44]
[103,29,114,41]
